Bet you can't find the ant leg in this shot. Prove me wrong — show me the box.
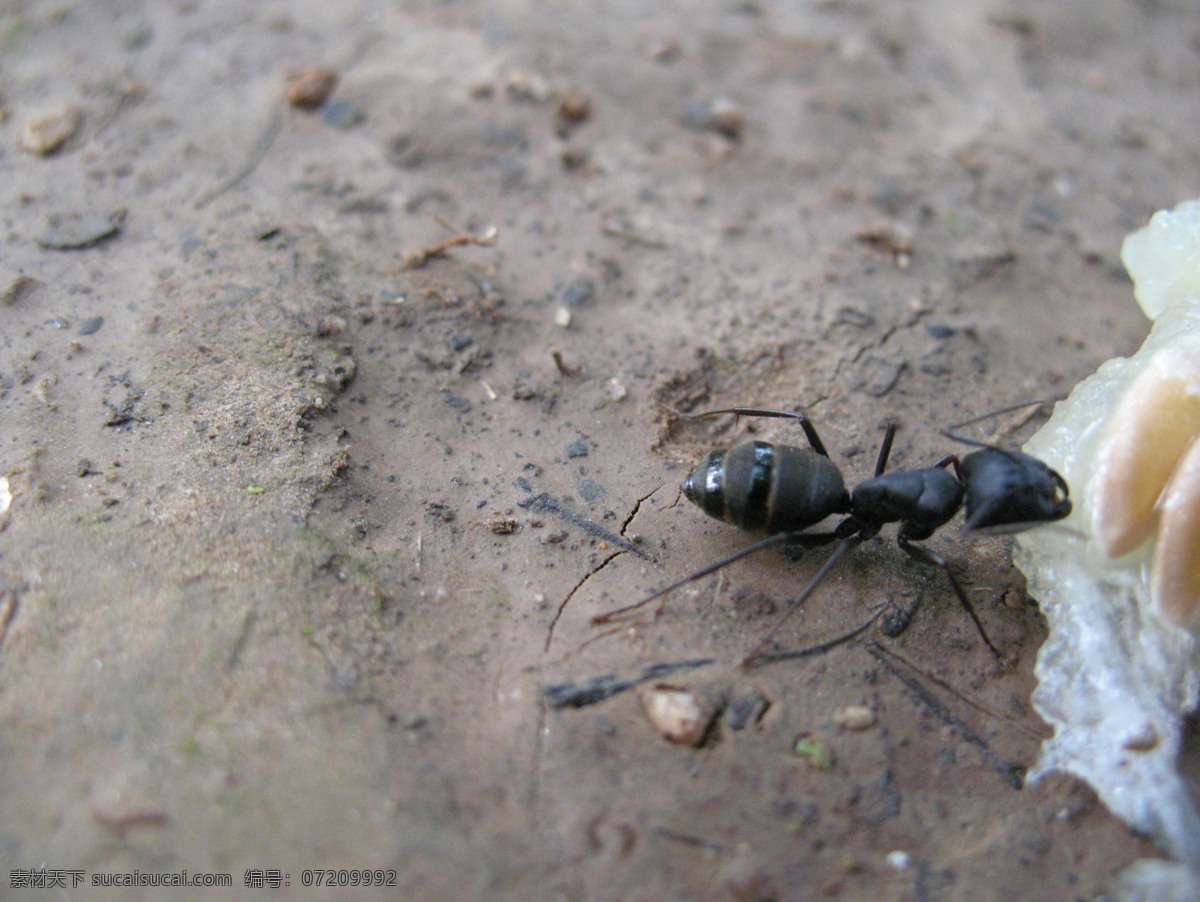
[742,532,866,667]
[873,421,898,477]
[682,407,831,458]
[591,530,836,625]
[933,454,963,481]
[896,537,1001,657]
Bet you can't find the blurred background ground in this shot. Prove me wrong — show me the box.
[1,2,1197,900]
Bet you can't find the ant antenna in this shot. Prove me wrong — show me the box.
[942,400,1050,449]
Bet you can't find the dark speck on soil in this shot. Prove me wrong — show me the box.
[442,391,472,413]
[576,478,605,504]
[565,437,589,458]
[557,276,595,309]
[321,99,366,129]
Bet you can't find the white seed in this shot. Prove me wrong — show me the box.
[1091,348,1200,557]
[1151,434,1200,628]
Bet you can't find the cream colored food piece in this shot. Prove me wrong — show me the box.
[1015,199,1200,890]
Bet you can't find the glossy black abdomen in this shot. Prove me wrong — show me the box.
[682,441,849,533]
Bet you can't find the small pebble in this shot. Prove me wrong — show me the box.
[38,210,126,250]
[833,705,876,731]
[20,103,81,154]
[558,276,595,309]
[484,517,520,535]
[285,67,338,108]
[78,316,104,336]
[0,275,38,306]
[554,306,572,328]
[885,851,912,871]
[558,90,591,124]
[322,99,366,130]
[681,96,744,139]
[640,685,713,746]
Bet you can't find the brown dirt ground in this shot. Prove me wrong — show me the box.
[1,2,1197,900]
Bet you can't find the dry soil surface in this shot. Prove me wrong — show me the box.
[2,2,1198,901]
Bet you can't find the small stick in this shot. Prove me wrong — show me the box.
[552,351,581,377]
[401,225,498,270]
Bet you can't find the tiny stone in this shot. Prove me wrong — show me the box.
[558,276,595,309]
[20,103,82,154]
[285,67,338,108]
[0,275,38,306]
[554,306,572,328]
[926,323,955,339]
[640,685,713,746]
[558,91,591,123]
[78,316,104,336]
[833,705,876,730]
[322,99,366,130]
[38,209,127,250]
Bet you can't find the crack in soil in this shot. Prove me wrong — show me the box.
[542,486,663,652]
[543,549,627,652]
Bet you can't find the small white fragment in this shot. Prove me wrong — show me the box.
[885,850,912,871]
[1123,724,1159,753]
[554,306,572,328]
[0,476,10,524]
[607,377,627,401]
[833,705,876,730]
[640,685,712,746]
[20,103,81,154]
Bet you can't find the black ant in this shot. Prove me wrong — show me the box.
[593,403,1072,665]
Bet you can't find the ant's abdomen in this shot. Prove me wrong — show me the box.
[682,441,849,533]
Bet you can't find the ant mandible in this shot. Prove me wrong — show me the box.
[592,402,1072,665]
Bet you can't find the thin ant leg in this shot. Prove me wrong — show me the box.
[747,607,881,666]
[681,407,831,458]
[591,529,841,624]
[873,421,898,477]
[933,453,960,471]
[741,529,868,667]
[897,537,1001,658]
[742,422,898,665]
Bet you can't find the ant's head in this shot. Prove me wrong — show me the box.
[959,447,1072,533]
